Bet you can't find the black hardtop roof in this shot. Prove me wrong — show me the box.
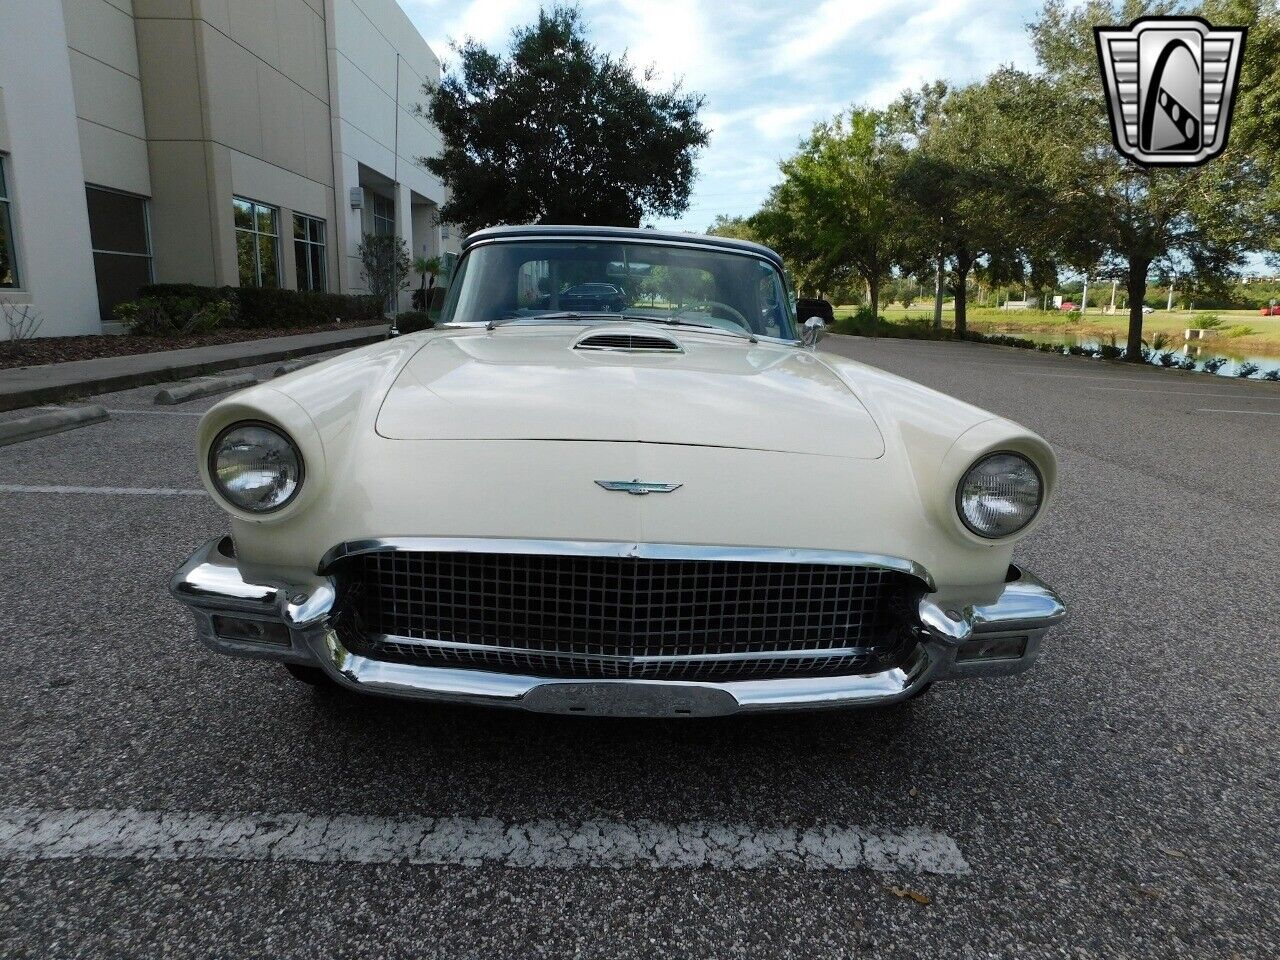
[462,224,784,269]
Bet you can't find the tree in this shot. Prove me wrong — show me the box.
[892,72,1055,336]
[1206,0,1280,262]
[754,109,908,331]
[358,233,412,315]
[1030,0,1268,360]
[411,255,442,311]
[706,215,758,241]
[418,6,708,231]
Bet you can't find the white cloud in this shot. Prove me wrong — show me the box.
[394,0,1046,230]
[769,0,899,65]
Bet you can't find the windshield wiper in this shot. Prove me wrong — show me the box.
[618,314,758,344]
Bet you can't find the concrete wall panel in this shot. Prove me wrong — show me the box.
[136,18,205,141]
[0,0,101,334]
[78,119,152,196]
[69,50,147,139]
[226,0,281,66]
[201,24,264,156]
[64,0,141,77]
[147,139,218,286]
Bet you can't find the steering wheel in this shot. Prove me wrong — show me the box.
[675,300,752,333]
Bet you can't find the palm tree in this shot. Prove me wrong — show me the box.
[412,256,442,311]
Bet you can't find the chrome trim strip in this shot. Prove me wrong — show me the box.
[465,234,781,267]
[317,537,936,589]
[311,631,935,715]
[366,632,884,665]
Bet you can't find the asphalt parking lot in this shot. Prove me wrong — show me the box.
[1,337,1277,959]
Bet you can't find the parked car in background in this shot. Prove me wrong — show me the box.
[172,225,1065,718]
[1260,305,1280,316]
[1059,301,1078,311]
[559,282,627,312]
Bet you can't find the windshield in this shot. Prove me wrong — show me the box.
[439,240,797,340]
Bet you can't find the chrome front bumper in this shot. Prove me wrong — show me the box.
[170,537,1066,717]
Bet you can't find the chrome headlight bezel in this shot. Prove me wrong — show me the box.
[955,450,1044,540]
[207,420,305,514]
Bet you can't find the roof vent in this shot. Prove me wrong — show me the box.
[573,331,683,353]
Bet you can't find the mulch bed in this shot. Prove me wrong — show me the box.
[0,323,362,370]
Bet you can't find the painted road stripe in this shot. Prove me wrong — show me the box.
[1196,407,1280,416]
[0,484,205,496]
[1089,385,1280,400]
[0,808,970,874]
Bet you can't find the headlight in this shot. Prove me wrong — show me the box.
[956,452,1042,538]
[208,421,303,513]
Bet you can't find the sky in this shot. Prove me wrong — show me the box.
[398,0,1048,231]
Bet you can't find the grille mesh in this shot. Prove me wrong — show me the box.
[338,551,916,682]
[574,333,681,352]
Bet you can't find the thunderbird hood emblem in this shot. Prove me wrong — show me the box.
[595,479,682,495]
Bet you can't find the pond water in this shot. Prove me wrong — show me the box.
[989,328,1280,379]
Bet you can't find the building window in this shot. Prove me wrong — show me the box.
[234,197,280,288]
[86,186,152,322]
[0,157,18,288]
[293,214,327,292]
[371,193,394,236]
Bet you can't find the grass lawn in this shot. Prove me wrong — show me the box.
[844,304,1280,361]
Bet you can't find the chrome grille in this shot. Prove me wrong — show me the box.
[338,551,917,682]
[573,333,682,352]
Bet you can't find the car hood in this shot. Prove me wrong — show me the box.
[375,326,885,458]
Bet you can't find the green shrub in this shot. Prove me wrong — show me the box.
[1191,313,1223,330]
[1158,351,1177,367]
[115,294,234,337]
[1236,361,1260,378]
[1176,354,1197,370]
[394,311,434,334]
[137,284,378,330]
[1223,324,1256,338]
[1201,357,1227,373]
[1262,368,1280,381]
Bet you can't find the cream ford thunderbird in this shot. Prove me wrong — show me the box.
[172,225,1065,717]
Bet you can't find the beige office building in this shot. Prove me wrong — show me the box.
[0,0,459,337]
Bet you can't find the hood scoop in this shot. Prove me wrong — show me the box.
[573,329,683,354]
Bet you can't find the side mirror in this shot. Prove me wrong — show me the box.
[801,316,825,349]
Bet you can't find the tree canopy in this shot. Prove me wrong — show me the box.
[753,109,908,330]
[418,6,708,232]
[734,0,1279,357]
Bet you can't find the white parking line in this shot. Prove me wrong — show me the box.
[0,484,205,496]
[0,808,970,874]
[1088,385,1280,400]
[1196,407,1280,416]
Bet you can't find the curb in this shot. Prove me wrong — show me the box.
[0,405,109,447]
[155,372,259,405]
[273,358,322,377]
[0,326,386,413]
